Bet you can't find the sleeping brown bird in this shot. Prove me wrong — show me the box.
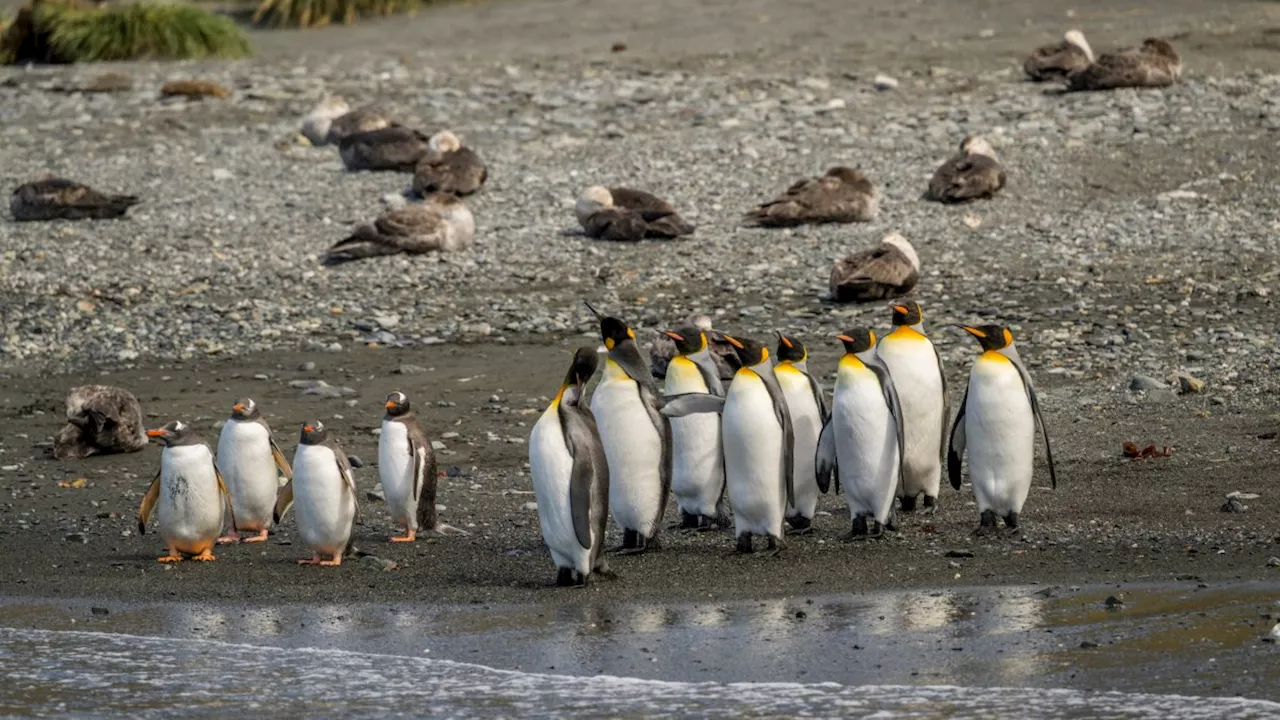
[574,186,695,242]
[1024,30,1095,82]
[11,177,139,221]
[829,232,920,303]
[926,136,1006,204]
[1066,38,1182,92]
[412,131,488,197]
[746,167,879,227]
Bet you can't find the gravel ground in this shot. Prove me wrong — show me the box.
[0,0,1278,605]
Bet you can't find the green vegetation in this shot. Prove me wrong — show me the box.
[251,0,421,29]
[1,1,252,65]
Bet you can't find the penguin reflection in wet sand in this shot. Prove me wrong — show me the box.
[138,421,235,562]
[661,325,727,530]
[816,329,905,539]
[215,398,293,544]
[666,335,794,554]
[876,302,947,513]
[587,304,672,553]
[529,348,612,586]
[948,325,1057,535]
[275,422,360,566]
[380,392,467,542]
[773,333,827,534]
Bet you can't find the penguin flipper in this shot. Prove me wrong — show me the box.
[660,392,726,417]
[804,369,829,422]
[138,470,161,535]
[1010,355,1057,489]
[273,479,295,525]
[562,415,599,552]
[947,386,971,491]
[269,436,294,480]
[866,359,907,498]
[932,341,950,463]
[215,465,238,534]
[333,444,363,524]
[815,419,838,494]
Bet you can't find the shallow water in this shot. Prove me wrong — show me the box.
[2,582,1277,718]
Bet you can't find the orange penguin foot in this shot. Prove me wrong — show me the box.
[156,553,183,563]
[191,549,217,561]
[389,528,416,543]
[317,554,343,566]
[241,530,269,543]
[298,554,323,565]
[216,532,239,545]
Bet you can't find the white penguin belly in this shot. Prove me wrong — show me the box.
[379,420,419,528]
[591,366,663,537]
[833,362,900,524]
[966,356,1035,516]
[216,420,279,531]
[664,357,723,518]
[722,371,785,539]
[158,444,224,551]
[774,366,821,521]
[528,404,591,575]
[292,444,356,556]
[878,333,945,499]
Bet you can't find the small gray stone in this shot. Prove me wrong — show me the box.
[396,363,429,375]
[522,502,538,511]
[1267,557,1280,568]
[1171,373,1206,394]
[298,362,317,372]
[64,532,88,544]
[347,455,364,468]
[1144,389,1178,404]
[1221,498,1246,513]
[367,483,385,501]
[873,74,899,91]
[1129,375,1167,392]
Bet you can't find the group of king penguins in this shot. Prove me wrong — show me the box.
[137,393,464,566]
[529,300,1057,587]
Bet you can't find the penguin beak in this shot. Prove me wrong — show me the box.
[778,333,793,349]
[960,325,986,338]
[384,401,396,410]
[583,300,604,320]
[835,334,855,343]
[720,334,744,349]
[145,429,167,439]
[232,403,245,413]
[890,304,909,315]
[662,331,684,342]
[303,425,315,433]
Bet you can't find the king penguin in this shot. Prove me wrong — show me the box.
[586,303,672,553]
[876,302,948,513]
[816,328,906,538]
[948,324,1057,535]
[138,420,235,563]
[773,332,827,534]
[660,324,728,530]
[215,397,293,544]
[528,347,612,586]
[275,421,360,566]
[666,334,794,554]
[380,392,467,542]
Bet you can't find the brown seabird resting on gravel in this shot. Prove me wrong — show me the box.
[745,167,879,227]
[574,186,695,242]
[321,194,474,265]
[648,314,742,381]
[925,136,1006,203]
[828,232,919,302]
[54,385,148,460]
[1066,38,1182,92]
[1024,30,1095,81]
[339,125,431,172]
[301,96,393,147]
[11,177,139,221]
[412,131,488,197]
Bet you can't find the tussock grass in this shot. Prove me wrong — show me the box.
[251,0,421,29]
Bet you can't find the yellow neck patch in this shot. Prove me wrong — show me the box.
[888,325,926,341]
[979,349,1012,365]
[839,353,866,370]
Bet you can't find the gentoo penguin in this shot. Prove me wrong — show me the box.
[661,325,727,530]
[322,193,474,265]
[829,232,920,302]
[275,421,360,565]
[948,325,1057,535]
[666,335,795,553]
[773,333,827,534]
[587,303,672,553]
[1024,30,1095,81]
[53,385,147,460]
[412,131,488,197]
[926,136,1006,203]
[138,420,234,562]
[11,177,138,221]
[1066,38,1182,92]
[380,391,465,542]
[876,302,947,513]
[339,126,431,172]
[816,329,905,539]
[215,397,293,544]
[575,186,696,242]
[528,347,612,586]
[649,314,741,382]
[746,167,878,226]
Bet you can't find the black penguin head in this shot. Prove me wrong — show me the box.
[836,328,877,355]
[721,334,769,367]
[889,301,923,327]
[562,346,599,388]
[598,315,636,351]
[146,419,195,447]
[299,421,329,445]
[230,397,260,420]
[384,391,411,417]
[959,324,1015,352]
[775,332,808,364]
[662,326,707,356]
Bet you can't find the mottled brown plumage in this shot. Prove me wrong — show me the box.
[1024,30,1094,82]
[412,131,488,196]
[648,315,741,382]
[322,194,474,265]
[575,186,695,242]
[339,125,430,172]
[1067,38,1182,92]
[11,177,138,221]
[747,167,879,227]
[829,233,920,303]
[54,385,147,460]
[926,136,1006,203]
